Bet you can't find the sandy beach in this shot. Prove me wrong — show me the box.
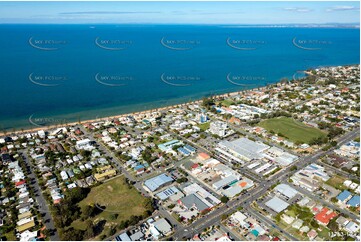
[0,89,248,136]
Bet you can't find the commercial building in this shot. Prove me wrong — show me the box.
[291,163,330,192]
[210,121,228,137]
[153,218,172,235]
[156,186,184,201]
[76,139,93,150]
[182,183,221,206]
[179,193,212,212]
[158,140,183,152]
[144,173,174,192]
[115,232,132,241]
[265,197,290,213]
[217,138,270,162]
[274,184,298,199]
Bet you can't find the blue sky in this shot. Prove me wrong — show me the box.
[0,1,359,24]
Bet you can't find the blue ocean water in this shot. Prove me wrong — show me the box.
[0,24,359,130]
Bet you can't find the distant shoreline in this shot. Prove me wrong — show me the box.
[1,63,359,136]
[0,23,359,29]
[0,89,247,136]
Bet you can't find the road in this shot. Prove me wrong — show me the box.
[21,151,59,241]
[168,129,360,241]
[77,125,181,228]
[287,183,359,221]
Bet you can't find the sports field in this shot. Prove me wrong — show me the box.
[259,117,327,144]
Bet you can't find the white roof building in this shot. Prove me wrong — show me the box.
[265,196,290,213]
[274,184,298,199]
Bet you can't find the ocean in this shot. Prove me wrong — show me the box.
[0,24,359,130]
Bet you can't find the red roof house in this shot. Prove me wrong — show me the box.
[314,208,337,225]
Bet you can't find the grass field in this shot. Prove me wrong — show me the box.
[220,99,235,107]
[71,175,150,238]
[325,175,346,190]
[198,122,210,131]
[4,231,17,241]
[259,117,327,144]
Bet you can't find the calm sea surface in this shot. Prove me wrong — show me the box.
[0,24,359,130]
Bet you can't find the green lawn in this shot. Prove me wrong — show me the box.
[325,175,346,190]
[220,99,235,107]
[71,175,151,238]
[198,122,210,131]
[259,117,327,144]
[4,231,17,241]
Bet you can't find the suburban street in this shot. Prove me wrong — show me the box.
[21,151,59,241]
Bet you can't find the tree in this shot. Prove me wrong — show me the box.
[176,177,188,183]
[221,214,228,220]
[290,165,297,171]
[202,97,215,110]
[60,228,84,241]
[82,205,96,218]
[327,218,339,232]
[108,226,117,236]
[221,196,229,203]
[110,213,119,220]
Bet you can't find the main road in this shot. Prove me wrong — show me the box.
[168,129,359,241]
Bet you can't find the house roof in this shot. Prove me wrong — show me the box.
[314,208,337,225]
[337,190,352,201]
[15,180,26,187]
[346,195,360,207]
[16,220,35,232]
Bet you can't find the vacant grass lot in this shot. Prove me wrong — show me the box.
[259,117,327,144]
[71,175,150,238]
[220,99,235,107]
[198,122,210,131]
[325,175,346,190]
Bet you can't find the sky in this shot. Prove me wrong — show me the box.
[0,1,359,24]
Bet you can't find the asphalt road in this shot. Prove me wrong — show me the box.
[168,129,360,241]
[21,151,59,241]
[77,125,181,229]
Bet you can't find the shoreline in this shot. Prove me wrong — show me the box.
[0,89,248,136]
[1,63,358,136]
